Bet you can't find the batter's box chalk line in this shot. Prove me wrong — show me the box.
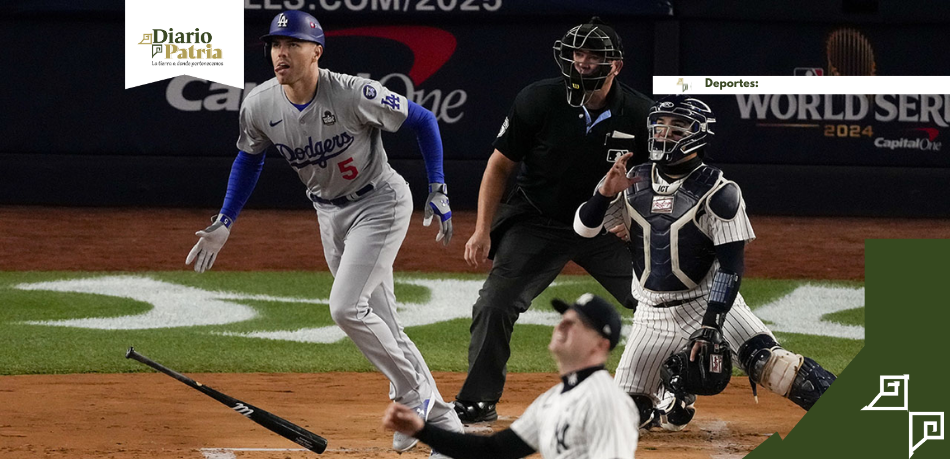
[200,448,330,458]
[200,446,398,458]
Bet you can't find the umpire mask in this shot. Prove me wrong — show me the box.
[553,17,624,107]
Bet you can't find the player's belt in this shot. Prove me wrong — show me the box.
[653,299,688,308]
[310,184,375,206]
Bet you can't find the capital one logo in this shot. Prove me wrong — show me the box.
[862,375,945,457]
[165,26,467,123]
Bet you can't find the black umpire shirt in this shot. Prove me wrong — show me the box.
[493,77,653,226]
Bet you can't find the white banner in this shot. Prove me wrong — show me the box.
[653,76,950,95]
[125,0,244,90]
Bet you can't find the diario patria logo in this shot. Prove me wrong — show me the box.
[677,78,689,93]
[137,28,223,66]
[862,375,945,457]
[124,0,242,89]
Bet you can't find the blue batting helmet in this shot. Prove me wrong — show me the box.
[261,10,325,47]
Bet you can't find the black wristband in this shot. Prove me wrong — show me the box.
[702,306,726,329]
[578,191,613,228]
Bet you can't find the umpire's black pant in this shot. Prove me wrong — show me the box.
[456,216,635,403]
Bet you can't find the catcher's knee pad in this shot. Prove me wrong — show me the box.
[658,393,696,432]
[629,394,656,429]
[738,334,836,410]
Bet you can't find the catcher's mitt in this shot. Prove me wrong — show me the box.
[661,327,732,396]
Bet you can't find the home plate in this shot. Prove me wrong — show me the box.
[200,448,325,458]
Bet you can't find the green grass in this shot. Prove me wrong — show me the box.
[772,332,864,376]
[822,307,865,326]
[0,272,863,376]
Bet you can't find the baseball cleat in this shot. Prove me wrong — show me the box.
[393,397,433,451]
[658,394,697,431]
[636,408,663,436]
[453,400,498,424]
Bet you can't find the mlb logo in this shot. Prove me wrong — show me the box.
[651,196,674,213]
[607,149,628,162]
[794,67,824,76]
[710,354,723,373]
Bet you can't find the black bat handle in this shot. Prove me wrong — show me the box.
[126,347,199,387]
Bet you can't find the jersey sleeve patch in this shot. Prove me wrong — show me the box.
[353,79,408,132]
[362,84,377,100]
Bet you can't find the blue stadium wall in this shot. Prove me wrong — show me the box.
[2,1,949,217]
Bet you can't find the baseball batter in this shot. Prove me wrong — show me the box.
[574,96,837,431]
[184,10,462,454]
[383,294,638,459]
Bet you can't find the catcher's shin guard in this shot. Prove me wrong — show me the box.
[788,357,836,410]
[738,334,837,410]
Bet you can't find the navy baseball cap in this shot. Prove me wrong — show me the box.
[551,293,622,350]
[261,10,325,47]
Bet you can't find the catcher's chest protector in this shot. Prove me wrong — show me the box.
[624,164,722,292]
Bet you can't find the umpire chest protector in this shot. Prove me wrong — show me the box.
[624,163,723,292]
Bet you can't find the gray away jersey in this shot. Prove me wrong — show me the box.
[236,68,409,200]
[510,370,638,459]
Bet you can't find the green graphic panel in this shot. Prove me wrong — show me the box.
[748,240,949,459]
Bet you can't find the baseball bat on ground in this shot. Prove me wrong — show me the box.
[125,347,328,454]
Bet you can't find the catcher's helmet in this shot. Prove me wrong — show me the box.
[660,330,732,397]
[261,11,325,63]
[553,17,624,107]
[647,95,715,165]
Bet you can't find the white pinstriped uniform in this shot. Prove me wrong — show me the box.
[615,294,771,404]
[600,166,773,403]
[510,370,638,459]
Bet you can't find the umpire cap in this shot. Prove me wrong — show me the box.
[261,10,325,47]
[552,293,622,350]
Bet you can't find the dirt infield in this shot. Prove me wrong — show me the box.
[2,373,795,459]
[3,207,948,459]
[2,207,948,278]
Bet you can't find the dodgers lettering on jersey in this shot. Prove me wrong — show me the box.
[509,370,637,459]
[236,68,409,200]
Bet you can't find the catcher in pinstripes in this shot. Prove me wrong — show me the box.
[573,95,837,432]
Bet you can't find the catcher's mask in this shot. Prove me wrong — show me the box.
[553,17,624,107]
[661,333,732,397]
[262,10,325,65]
[648,95,715,165]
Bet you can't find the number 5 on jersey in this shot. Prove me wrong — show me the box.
[338,157,358,180]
